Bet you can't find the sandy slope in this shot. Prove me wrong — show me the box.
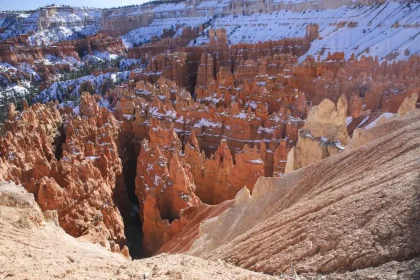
[0,182,278,280]
[185,110,420,275]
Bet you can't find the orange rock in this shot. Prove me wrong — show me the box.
[0,92,126,250]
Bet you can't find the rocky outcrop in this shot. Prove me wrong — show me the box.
[196,52,215,87]
[135,118,267,253]
[148,52,194,91]
[0,93,126,251]
[293,95,348,170]
[305,23,319,41]
[398,92,418,116]
[135,121,201,255]
[302,94,349,144]
[183,134,266,205]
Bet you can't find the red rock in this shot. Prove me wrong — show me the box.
[0,92,126,250]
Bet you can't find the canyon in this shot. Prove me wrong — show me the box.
[0,0,420,279]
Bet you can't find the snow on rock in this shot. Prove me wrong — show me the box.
[0,84,30,121]
[84,51,121,63]
[35,70,132,103]
[1,1,418,62]
[121,16,210,48]
[1,7,101,44]
[357,116,369,128]
[233,112,249,120]
[149,106,177,119]
[119,58,142,70]
[247,159,264,164]
[188,1,420,62]
[364,113,395,129]
[346,116,353,127]
[27,25,99,46]
[335,140,345,150]
[304,1,420,61]
[194,118,223,128]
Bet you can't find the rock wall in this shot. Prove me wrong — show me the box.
[0,93,127,252]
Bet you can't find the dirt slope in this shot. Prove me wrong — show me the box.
[0,181,279,280]
[185,110,420,275]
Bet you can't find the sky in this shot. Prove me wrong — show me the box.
[0,0,149,11]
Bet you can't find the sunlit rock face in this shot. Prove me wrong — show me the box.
[0,93,126,252]
[292,95,349,170]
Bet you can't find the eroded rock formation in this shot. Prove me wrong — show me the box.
[0,93,126,252]
[160,109,420,276]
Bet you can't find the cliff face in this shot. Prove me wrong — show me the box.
[99,0,399,37]
[0,93,126,252]
[184,136,265,205]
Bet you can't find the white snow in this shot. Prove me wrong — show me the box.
[248,159,264,164]
[0,7,101,44]
[85,156,99,161]
[188,1,420,62]
[27,25,99,46]
[153,175,161,186]
[0,1,418,63]
[357,116,369,128]
[35,70,132,103]
[123,114,134,120]
[364,113,394,129]
[193,118,222,128]
[320,136,329,143]
[84,51,121,63]
[233,112,248,119]
[346,116,353,126]
[335,140,345,150]
[149,106,177,119]
[121,16,210,48]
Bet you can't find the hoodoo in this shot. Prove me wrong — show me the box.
[1,0,419,279]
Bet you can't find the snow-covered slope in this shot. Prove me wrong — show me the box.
[35,70,132,103]
[1,1,419,63]
[122,16,211,48]
[27,25,99,46]
[0,6,101,44]
[189,1,420,61]
[118,0,420,62]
